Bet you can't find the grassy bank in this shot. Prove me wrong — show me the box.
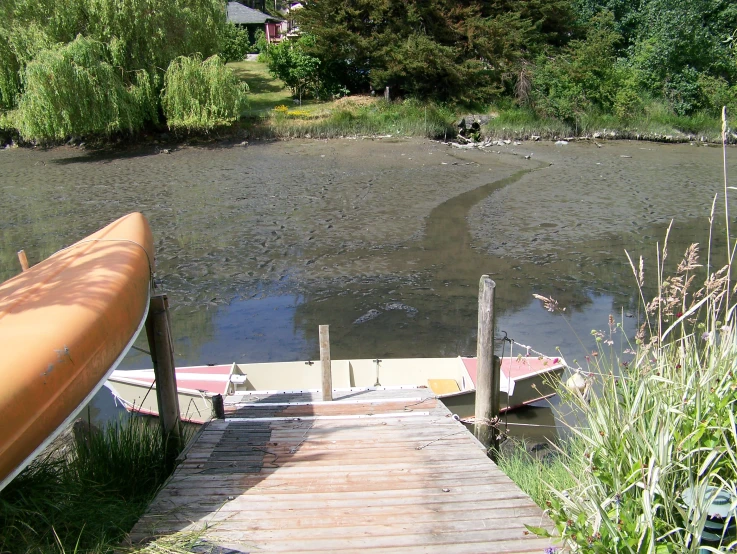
[242,96,456,140]
[0,417,183,553]
[228,60,730,144]
[494,121,737,550]
[482,102,727,142]
[496,440,583,508]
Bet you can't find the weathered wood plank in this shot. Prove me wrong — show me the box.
[134,504,543,529]
[132,527,553,552]
[128,387,552,552]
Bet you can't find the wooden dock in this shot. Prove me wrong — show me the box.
[128,388,555,553]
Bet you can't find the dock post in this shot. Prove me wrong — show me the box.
[320,325,332,401]
[145,294,183,468]
[17,250,29,272]
[475,275,500,456]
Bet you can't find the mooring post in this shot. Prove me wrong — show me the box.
[320,325,333,401]
[17,250,29,272]
[474,275,500,457]
[145,294,183,467]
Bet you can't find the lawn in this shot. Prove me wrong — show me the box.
[227,60,294,116]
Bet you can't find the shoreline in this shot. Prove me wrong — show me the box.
[3,102,735,152]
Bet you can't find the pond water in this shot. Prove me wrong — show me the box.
[2,138,734,440]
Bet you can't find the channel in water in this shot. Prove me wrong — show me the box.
[1,138,733,440]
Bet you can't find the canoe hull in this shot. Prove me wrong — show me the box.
[0,213,154,491]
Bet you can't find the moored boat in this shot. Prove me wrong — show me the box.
[0,213,154,491]
[106,355,566,423]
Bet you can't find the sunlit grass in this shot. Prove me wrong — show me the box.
[227,60,294,116]
[0,417,187,553]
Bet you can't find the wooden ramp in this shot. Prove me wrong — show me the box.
[128,388,555,553]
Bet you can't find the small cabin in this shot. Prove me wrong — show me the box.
[226,2,284,44]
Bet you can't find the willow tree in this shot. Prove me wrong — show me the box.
[14,36,156,140]
[1,0,231,140]
[161,55,248,132]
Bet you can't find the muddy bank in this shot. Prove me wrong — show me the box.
[1,137,734,367]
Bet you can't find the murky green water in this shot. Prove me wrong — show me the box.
[2,138,734,439]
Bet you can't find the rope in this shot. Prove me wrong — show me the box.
[510,340,559,361]
[404,397,435,411]
[416,431,465,450]
[131,345,152,356]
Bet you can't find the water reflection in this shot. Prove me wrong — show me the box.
[1,139,733,436]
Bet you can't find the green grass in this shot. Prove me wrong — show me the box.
[227,60,294,116]
[496,440,583,508]
[244,97,457,140]
[0,417,186,553]
[482,102,724,141]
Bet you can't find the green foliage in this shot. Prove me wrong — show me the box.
[221,22,251,63]
[265,36,321,102]
[264,98,456,140]
[14,36,155,141]
[254,29,269,55]
[84,0,224,78]
[537,203,737,551]
[162,54,249,132]
[0,0,235,139]
[496,440,585,508]
[296,0,545,104]
[531,12,625,122]
[0,417,184,553]
[0,30,20,110]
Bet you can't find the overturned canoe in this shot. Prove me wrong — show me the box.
[0,213,154,491]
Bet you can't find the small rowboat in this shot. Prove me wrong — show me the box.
[106,356,566,423]
[0,213,154,491]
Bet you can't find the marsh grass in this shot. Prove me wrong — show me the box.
[497,440,585,508]
[520,108,737,552]
[482,102,724,141]
[0,417,182,553]
[247,98,456,140]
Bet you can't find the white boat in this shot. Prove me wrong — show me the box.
[105,356,566,423]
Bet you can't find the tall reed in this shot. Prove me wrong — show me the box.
[530,110,737,553]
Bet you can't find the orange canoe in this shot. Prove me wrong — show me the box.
[0,213,154,491]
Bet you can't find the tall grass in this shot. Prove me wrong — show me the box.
[497,440,585,508]
[0,417,182,553]
[482,101,724,141]
[248,98,456,140]
[522,109,737,552]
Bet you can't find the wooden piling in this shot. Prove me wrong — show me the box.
[17,250,29,272]
[474,275,499,455]
[320,325,332,401]
[145,294,182,466]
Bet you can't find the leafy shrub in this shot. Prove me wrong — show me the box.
[265,36,320,103]
[613,80,644,121]
[531,12,623,123]
[161,54,248,132]
[220,22,251,62]
[664,67,703,116]
[14,36,154,140]
[254,29,268,56]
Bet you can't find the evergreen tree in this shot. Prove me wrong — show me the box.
[296,0,572,103]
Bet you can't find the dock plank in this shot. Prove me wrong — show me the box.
[127,388,556,552]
